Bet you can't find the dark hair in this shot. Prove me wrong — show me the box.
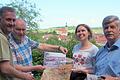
[70,71,87,80]
[0,6,15,17]
[75,24,92,40]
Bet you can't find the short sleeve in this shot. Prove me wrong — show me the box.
[91,45,99,57]
[0,34,11,61]
[28,37,39,49]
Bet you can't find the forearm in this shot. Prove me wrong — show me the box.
[15,65,33,72]
[71,68,93,74]
[82,69,93,74]
[39,43,68,54]
[15,65,46,72]
[39,43,59,52]
[0,61,29,79]
[103,76,120,80]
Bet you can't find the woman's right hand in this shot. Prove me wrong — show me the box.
[71,68,93,73]
[71,68,82,73]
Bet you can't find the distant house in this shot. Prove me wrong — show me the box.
[56,27,68,40]
[94,34,107,45]
[57,35,67,41]
[42,34,54,40]
[56,28,68,36]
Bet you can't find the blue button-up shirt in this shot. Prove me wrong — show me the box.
[95,38,120,77]
[8,33,39,66]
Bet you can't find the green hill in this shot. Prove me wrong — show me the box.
[39,26,103,34]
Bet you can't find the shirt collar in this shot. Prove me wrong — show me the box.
[104,38,120,51]
[113,38,120,48]
[9,33,23,44]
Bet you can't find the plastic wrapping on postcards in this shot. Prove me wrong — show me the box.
[44,52,66,68]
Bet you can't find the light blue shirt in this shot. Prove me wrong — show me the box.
[8,33,39,66]
[95,38,120,77]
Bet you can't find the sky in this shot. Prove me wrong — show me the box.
[1,0,120,29]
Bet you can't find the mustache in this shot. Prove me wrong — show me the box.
[105,32,113,35]
[105,33,114,36]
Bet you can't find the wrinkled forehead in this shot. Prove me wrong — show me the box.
[15,19,26,26]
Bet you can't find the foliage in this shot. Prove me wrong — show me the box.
[32,49,44,79]
[0,0,41,31]
[29,31,102,80]
[0,1,102,78]
[65,34,79,58]
[29,32,78,79]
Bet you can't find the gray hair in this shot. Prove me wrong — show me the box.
[102,15,120,27]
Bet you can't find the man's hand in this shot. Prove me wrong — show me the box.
[23,73,35,80]
[105,76,119,80]
[33,65,46,71]
[59,46,68,54]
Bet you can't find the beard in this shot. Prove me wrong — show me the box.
[12,32,25,43]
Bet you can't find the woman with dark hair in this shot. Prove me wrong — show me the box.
[70,24,99,80]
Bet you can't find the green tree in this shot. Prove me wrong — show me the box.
[0,0,41,31]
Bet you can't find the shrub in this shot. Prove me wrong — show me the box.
[29,32,100,80]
